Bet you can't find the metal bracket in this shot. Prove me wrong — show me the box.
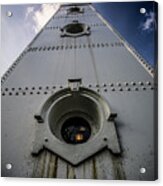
[68,78,82,91]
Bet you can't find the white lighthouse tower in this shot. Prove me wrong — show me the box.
[1,3,157,180]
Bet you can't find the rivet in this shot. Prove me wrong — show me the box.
[52,86,56,89]
[103,83,107,87]
[111,88,115,91]
[25,87,28,90]
[44,92,48,94]
[30,92,33,95]
[117,83,121,86]
[44,137,48,142]
[97,89,100,92]
[18,87,22,90]
[39,86,42,90]
[5,88,8,91]
[139,81,143,85]
[119,88,123,91]
[2,93,5,96]
[37,92,40,94]
[150,87,154,90]
[109,83,114,87]
[46,86,49,89]
[12,88,15,91]
[103,137,107,141]
[104,88,107,92]
[22,92,26,95]
[131,81,136,86]
[32,87,35,90]
[9,92,12,96]
[124,82,128,86]
[88,84,92,88]
[146,81,151,85]
[96,84,99,88]
[142,87,146,90]
[60,86,63,89]
[15,92,19,96]
[135,87,138,91]
[127,88,131,91]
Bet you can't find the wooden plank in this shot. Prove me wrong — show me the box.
[32,150,46,178]
[67,164,75,179]
[95,149,114,180]
[74,164,84,179]
[56,157,67,179]
[42,151,51,178]
[48,153,57,178]
[111,154,126,180]
[83,158,94,179]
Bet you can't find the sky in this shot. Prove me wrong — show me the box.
[0,2,157,77]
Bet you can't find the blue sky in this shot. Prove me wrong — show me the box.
[1,2,157,76]
[93,1,158,67]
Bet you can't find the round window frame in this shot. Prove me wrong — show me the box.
[32,87,121,165]
[60,22,90,37]
[67,7,84,15]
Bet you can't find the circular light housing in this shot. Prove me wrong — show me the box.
[61,117,91,144]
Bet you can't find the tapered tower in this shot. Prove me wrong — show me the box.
[1,3,157,180]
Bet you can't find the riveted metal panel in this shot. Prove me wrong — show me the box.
[1,3,157,180]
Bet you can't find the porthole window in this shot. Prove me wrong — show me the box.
[61,117,91,144]
[67,6,84,14]
[66,23,84,34]
[60,21,90,37]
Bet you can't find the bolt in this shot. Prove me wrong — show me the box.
[140,167,146,174]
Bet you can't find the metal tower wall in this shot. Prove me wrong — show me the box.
[1,3,157,180]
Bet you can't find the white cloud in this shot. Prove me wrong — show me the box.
[25,6,35,18]
[25,3,60,33]
[140,11,156,32]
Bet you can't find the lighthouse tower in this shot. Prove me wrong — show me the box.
[1,3,157,180]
